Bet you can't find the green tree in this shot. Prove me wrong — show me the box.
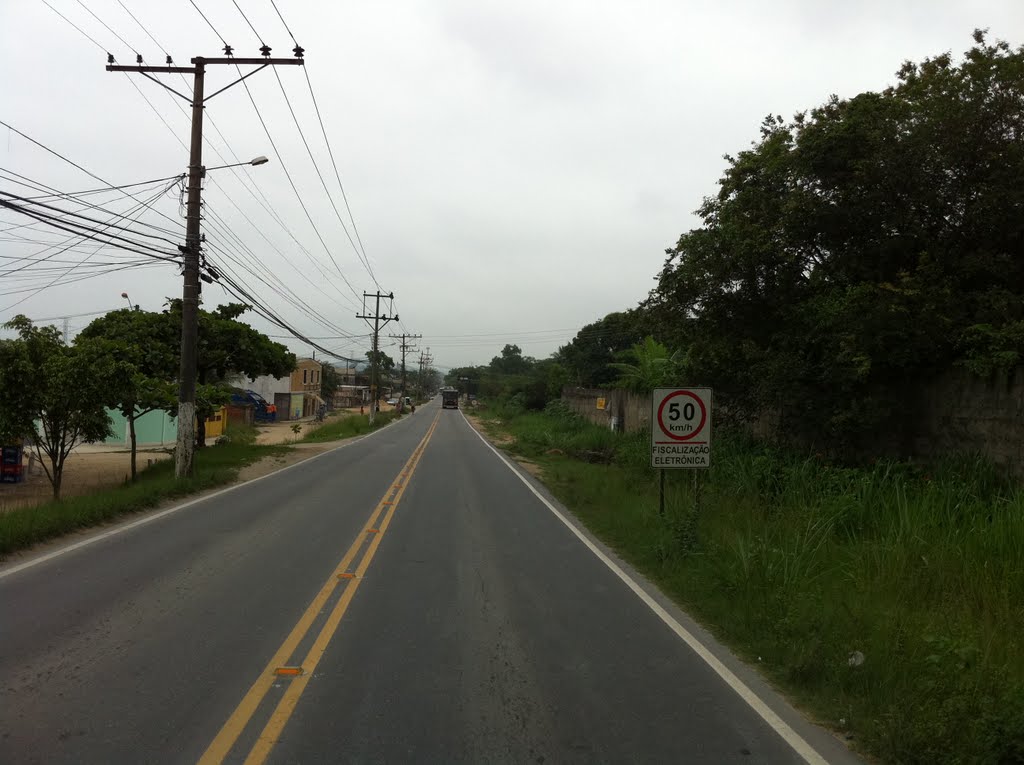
[651,31,1024,449]
[320,363,341,407]
[78,308,177,481]
[165,301,295,446]
[557,311,648,387]
[0,317,129,499]
[609,336,681,393]
[489,344,530,376]
[365,350,396,402]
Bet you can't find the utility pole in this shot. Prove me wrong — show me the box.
[418,347,433,400]
[356,292,398,425]
[389,332,421,405]
[108,46,305,478]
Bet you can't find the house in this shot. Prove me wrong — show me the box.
[290,358,324,419]
[332,384,369,409]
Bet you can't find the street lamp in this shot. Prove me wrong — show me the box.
[120,292,134,311]
[203,156,269,174]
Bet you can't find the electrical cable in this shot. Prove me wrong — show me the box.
[266,1,378,288]
[74,0,138,57]
[230,0,264,47]
[0,191,181,246]
[40,0,106,53]
[234,69,362,307]
[187,0,227,47]
[271,67,375,283]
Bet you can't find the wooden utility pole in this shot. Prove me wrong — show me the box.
[356,292,397,424]
[108,47,304,478]
[418,347,433,400]
[389,332,421,406]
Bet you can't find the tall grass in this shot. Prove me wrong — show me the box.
[0,439,287,559]
[300,410,398,443]
[483,406,1024,764]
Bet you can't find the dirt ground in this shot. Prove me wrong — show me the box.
[0,446,173,511]
[0,410,374,512]
[462,412,544,478]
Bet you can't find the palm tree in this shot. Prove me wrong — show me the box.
[609,336,681,392]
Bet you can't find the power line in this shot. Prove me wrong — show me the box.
[40,0,106,53]
[70,2,364,320]
[0,119,184,231]
[0,191,180,247]
[301,66,377,288]
[234,68,361,307]
[74,0,137,57]
[269,0,298,46]
[230,0,264,47]
[271,66,374,283]
[114,0,171,61]
[187,0,227,47]
[266,2,379,288]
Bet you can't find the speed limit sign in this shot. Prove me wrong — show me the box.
[651,388,712,468]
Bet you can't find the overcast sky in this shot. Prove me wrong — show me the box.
[2,1,1021,371]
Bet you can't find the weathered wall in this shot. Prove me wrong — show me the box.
[561,387,650,433]
[565,368,1024,473]
[911,367,1024,473]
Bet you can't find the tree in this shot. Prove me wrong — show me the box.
[609,336,681,393]
[78,309,177,481]
[489,344,530,375]
[365,350,396,402]
[556,311,648,387]
[0,317,128,499]
[320,363,341,408]
[650,32,1024,450]
[166,301,296,446]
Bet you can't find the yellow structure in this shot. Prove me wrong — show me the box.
[204,406,227,438]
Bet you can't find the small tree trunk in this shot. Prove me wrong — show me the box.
[51,459,63,501]
[196,415,207,450]
[129,414,138,482]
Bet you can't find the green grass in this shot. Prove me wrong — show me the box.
[300,410,399,443]
[481,403,1024,765]
[0,430,288,560]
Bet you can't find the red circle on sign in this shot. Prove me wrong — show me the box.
[656,391,707,442]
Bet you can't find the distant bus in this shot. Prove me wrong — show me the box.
[441,390,459,409]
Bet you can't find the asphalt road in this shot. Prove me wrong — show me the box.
[0,401,861,764]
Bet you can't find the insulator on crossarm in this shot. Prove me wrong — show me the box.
[260,44,272,57]
[292,45,304,59]
[136,53,142,64]
[223,44,234,56]
[166,55,173,65]
[107,53,114,64]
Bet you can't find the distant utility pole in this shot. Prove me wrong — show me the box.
[418,347,433,400]
[356,291,398,425]
[107,45,304,479]
[389,332,421,404]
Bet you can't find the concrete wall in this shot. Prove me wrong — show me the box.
[911,367,1024,473]
[104,409,177,446]
[561,387,650,433]
[236,374,291,402]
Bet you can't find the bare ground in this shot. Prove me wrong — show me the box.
[0,412,373,512]
[462,413,544,478]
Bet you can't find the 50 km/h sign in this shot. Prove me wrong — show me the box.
[651,388,712,469]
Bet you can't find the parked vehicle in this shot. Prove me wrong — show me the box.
[229,389,277,423]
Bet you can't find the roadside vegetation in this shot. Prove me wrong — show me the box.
[478,399,1024,764]
[0,426,287,559]
[300,410,400,443]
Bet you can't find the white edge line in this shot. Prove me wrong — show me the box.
[0,414,411,581]
[461,411,829,765]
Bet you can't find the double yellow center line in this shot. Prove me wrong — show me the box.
[199,413,440,765]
